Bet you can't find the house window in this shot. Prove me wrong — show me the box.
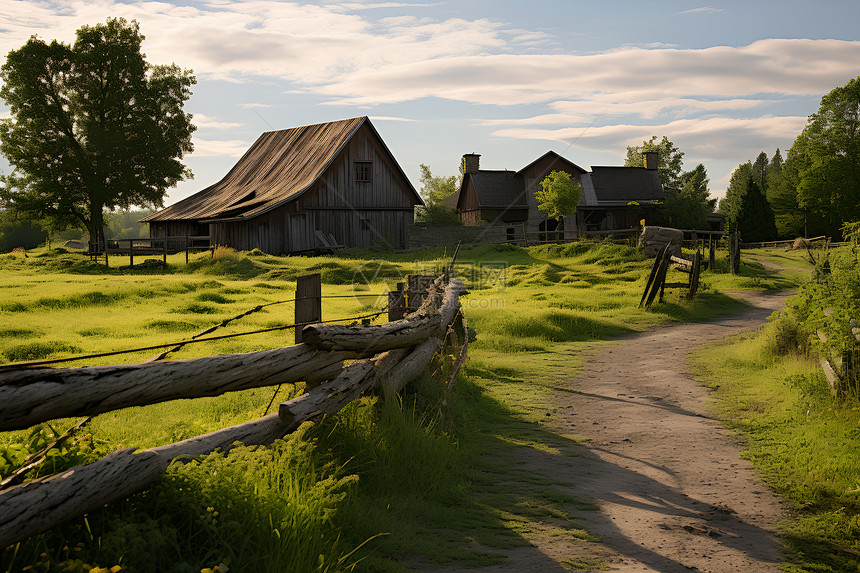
[506,227,515,242]
[360,218,371,231]
[355,162,372,182]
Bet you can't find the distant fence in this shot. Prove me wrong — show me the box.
[88,235,213,266]
[0,265,467,547]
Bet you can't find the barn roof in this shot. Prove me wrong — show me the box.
[580,166,664,206]
[142,116,419,223]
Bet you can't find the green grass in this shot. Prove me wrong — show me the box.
[691,321,860,572]
[0,241,811,572]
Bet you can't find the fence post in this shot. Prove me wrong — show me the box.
[295,273,322,344]
[388,282,406,321]
[709,234,715,270]
[127,239,133,267]
[162,237,167,265]
[185,236,189,265]
[104,240,109,268]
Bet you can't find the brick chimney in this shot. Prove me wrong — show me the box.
[462,153,481,174]
[643,151,658,170]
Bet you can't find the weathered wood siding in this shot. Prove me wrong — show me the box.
[297,124,415,250]
[208,124,417,253]
[149,221,209,239]
[458,177,482,225]
[521,155,583,240]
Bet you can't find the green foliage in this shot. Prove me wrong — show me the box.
[624,135,685,188]
[661,163,716,229]
[722,163,778,241]
[0,18,196,245]
[535,170,580,219]
[0,209,47,250]
[414,164,460,225]
[768,76,860,238]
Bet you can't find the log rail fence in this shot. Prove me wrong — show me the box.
[0,261,468,548]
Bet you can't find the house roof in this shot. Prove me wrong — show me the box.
[517,151,587,176]
[580,166,664,206]
[142,116,420,223]
[459,170,526,211]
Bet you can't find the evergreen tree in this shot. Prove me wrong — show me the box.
[723,163,777,241]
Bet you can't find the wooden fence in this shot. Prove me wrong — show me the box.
[639,244,703,307]
[0,273,467,548]
[89,235,213,266]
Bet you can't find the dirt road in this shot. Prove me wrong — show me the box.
[449,292,790,572]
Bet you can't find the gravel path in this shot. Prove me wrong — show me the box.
[551,291,788,572]
[429,292,790,572]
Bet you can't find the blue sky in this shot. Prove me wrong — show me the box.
[1,0,859,206]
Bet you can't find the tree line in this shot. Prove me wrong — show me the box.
[721,76,860,241]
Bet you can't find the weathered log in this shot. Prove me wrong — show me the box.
[0,345,343,432]
[301,311,442,353]
[278,360,376,429]
[379,337,444,394]
[0,412,289,549]
[439,279,466,335]
[301,280,462,353]
[277,347,412,427]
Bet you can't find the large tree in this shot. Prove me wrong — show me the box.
[624,135,685,189]
[787,77,860,237]
[0,18,196,247]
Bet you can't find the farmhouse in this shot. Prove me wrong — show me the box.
[142,116,422,253]
[450,151,665,241]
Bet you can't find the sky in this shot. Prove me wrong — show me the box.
[1,0,859,207]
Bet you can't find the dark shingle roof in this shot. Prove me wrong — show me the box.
[468,170,526,209]
[580,166,664,206]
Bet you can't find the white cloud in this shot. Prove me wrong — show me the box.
[677,6,724,15]
[316,39,860,106]
[239,103,273,109]
[491,116,808,161]
[192,113,244,129]
[369,115,416,122]
[191,137,252,157]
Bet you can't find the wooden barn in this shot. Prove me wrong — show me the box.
[142,116,422,253]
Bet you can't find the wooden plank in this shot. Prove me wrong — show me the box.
[639,244,667,308]
[645,249,671,307]
[295,273,322,344]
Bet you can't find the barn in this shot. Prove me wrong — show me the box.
[142,116,422,253]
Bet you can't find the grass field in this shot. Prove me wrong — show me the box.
[0,241,812,572]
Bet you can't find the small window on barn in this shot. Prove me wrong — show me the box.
[506,227,515,242]
[355,161,372,182]
[360,218,371,231]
